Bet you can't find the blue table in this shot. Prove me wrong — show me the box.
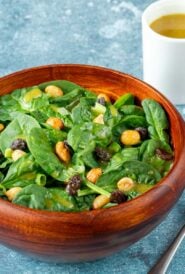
[0,0,184,273]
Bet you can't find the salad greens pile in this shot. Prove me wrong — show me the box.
[0,80,174,212]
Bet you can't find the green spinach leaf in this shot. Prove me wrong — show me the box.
[114,93,134,109]
[27,127,65,181]
[104,148,139,173]
[142,99,169,143]
[0,113,40,154]
[1,154,40,189]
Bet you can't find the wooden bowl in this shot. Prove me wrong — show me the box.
[0,64,184,263]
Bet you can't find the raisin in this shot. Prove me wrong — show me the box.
[156,148,173,161]
[110,190,127,204]
[63,140,70,148]
[63,140,73,153]
[66,175,82,196]
[97,97,106,106]
[135,127,148,140]
[94,147,111,162]
[11,139,27,151]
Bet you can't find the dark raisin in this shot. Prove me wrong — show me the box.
[63,140,69,148]
[97,97,106,106]
[156,148,173,161]
[11,139,27,151]
[66,174,82,196]
[94,147,111,162]
[135,127,148,140]
[110,190,127,204]
[64,140,73,153]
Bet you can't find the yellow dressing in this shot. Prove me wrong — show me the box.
[150,14,185,38]
[134,183,154,194]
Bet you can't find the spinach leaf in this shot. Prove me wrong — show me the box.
[71,98,93,124]
[127,190,140,200]
[31,104,71,126]
[78,141,98,168]
[13,184,48,210]
[140,139,173,175]
[1,154,40,189]
[27,127,65,181]
[49,88,85,106]
[142,99,169,143]
[104,148,139,173]
[97,160,161,192]
[0,159,12,169]
[68,122,112,151]
[114,93,134,109]
[74,194,95,211]
[120,115,147,128]
[112,115,146,142]
[13,184,86,212]
[119,105,145,116]
[67,123,93,151]
[103,104,121,128]
[0,113,40,154]
[44,128,67,145]
[58,154,85,182]
[122,160,161,184]
[96,169,129,192]
[45,188,78,212]
[0,94,24,121]
[92,123,112,147]
[0,172,4,182]
[11,87,49,112]
[56,107,73,128]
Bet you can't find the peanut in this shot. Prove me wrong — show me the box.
[86,168,102,184]
[97,93,110,102]
[46,117,64,130]
[5,187,22,201]
[93,114,104,124]
[12,150,26,161]
[45,85,63,97]
[117,177,135,192]
[0,123,5,132]
[55,141,71,164]
[120,130,140,146]
[93,194,110,209]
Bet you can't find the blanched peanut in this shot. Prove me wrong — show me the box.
[117,177,135,192]
[46,117,64,130]
[93,114,104,124]
[55,141,71,163]
[120,130,140,146]
[0,123,4,132]
[86,168,102,184]
[45,85,63,97]
[93,194,110,209]
[5,187,22,201]
[12,150,26,161]
[97,93,110,102]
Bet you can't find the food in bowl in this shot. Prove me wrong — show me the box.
[0,80,174,212]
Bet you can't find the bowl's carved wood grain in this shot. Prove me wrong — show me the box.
[0,64,184,262]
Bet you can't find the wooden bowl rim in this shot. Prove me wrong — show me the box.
[0,64,184,221]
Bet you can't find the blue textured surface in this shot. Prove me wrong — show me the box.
[0,0,184,273]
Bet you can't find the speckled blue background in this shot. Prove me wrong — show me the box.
[0,0,184,273]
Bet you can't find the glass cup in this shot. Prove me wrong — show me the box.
[142,0,185,105]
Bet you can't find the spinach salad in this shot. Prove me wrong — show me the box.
[0,80,174,211]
